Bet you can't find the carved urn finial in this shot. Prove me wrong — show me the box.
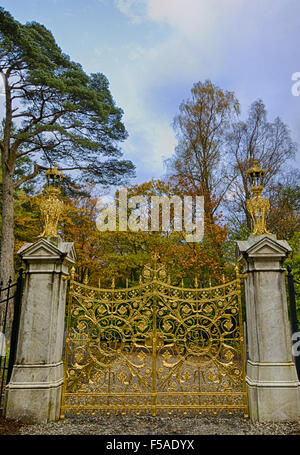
[38,162,65,238]
[246,159,271,235]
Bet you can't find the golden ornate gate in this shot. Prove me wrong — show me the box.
[60,255,248,417]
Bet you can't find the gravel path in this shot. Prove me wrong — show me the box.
[19,414,300,435]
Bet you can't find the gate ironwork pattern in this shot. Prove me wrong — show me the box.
[0,269,24,414]
[61,256,248,417]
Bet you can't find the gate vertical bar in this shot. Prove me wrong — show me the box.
[151,280,157,416]
[60,269,74,420]
[0,281,9,411]
[0,270,23,414]
[236,266,248,418]
[6,269,24,384]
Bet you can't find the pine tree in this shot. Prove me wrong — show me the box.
[0,8,135,283]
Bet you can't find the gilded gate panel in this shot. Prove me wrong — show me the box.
[60,257,248,417]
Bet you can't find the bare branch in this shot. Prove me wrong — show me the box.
[14,163,46,189]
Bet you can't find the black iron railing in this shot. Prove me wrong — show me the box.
[0,269,24,414]
[287,265,300,381]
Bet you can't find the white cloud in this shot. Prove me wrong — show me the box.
[112,1,267,97]
[114,0,147,24]
[147,0,243,36]
[115,0,246,44]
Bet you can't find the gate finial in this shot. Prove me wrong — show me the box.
[38,162,65,238]
[246,159,271,235]
[70,266,75,281]
[83,271,89,285]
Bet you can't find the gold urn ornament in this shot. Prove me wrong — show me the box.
[246,159,271,235]
[38,162,64,238]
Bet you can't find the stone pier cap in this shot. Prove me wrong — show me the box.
[236,234,292,268]
[18,237,76,272]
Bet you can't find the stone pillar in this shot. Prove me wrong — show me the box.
[236,234,300,422]
[4,237,76,423]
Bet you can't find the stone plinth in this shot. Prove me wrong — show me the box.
[4,238,76,423]
[236,235,300,422]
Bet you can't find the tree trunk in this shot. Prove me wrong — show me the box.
[1,71,15,288]
[0,157,15,286]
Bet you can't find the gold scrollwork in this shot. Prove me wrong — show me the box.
[60,258,248,418]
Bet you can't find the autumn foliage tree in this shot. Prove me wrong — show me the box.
[166,80,240,228]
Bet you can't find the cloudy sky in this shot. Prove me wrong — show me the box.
[1,0,300,189]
